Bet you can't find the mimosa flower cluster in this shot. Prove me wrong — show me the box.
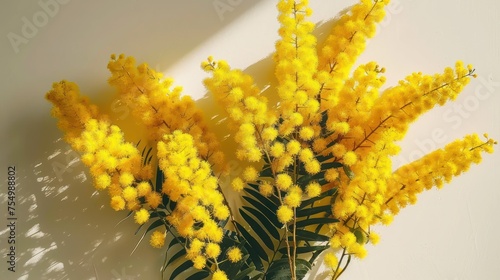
[46,81,154,222]
[46,0,496,279]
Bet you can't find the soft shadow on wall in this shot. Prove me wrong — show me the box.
[1,0,266,68]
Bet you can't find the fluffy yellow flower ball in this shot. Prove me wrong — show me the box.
[227,247,243,263]
[110,196,125,211]
[133,208,150,225]
[149,230,165,248]
[277,205,293,223]
[205,242,221,259]
[212,270,228,280]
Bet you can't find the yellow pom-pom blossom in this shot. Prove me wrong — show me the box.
[45,80,151,217]
[159,130,229,268]
[369,232,380,245]
[231,177,245,192]
[212,270,228,280]
[146,192,162,209]
[242,166,259,182]
[274,0,320,128]
[325,168,339,182]
[186,238,204,259]
[299,126,315,141]
[95,173,111,190]
[110,196,125,211]
[205,243,221,259]
[126,199,141,212]
[119,172,135,187]
[203,57,276,162]
[149,230,166,248]
[45,80,100,140]
[383,134,496,215]
[275,173,293,191]
[331,144,346,158]
[192,255,206,270]
[107,54,225,171]
[213,204,230,221]
[284,186,303,208]
[324,252,339,269]
[227,247,243,263]
[317,0,388,110]
[136,181,152,197]
[305,182,321,198]
[342,151,358,166]
[277,205,294,224]
[286,140,301,156]
[340,232,356,248]
[133,208,150,225]
[270,142,285,158]
[122,186,138,202]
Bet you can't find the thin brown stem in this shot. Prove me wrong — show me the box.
[331,248,347,280]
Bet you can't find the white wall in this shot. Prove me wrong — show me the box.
[1,0,499,279]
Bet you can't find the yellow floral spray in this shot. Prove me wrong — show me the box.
[45,0,496,279]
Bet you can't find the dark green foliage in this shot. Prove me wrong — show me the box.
[235,159,340,279]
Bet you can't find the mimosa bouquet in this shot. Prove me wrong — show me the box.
[45,0,496,279]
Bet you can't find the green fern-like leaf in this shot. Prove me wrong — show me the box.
[237,158,341,279]
[294,229,329,242]
[278,244,330,255]
[241,206,280,240]
[185,270,210,280]
[242,194,281,228]
[169,259,197,280]
[265,258,311,280]
[235,221,268,266]
[165,240,185,267]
